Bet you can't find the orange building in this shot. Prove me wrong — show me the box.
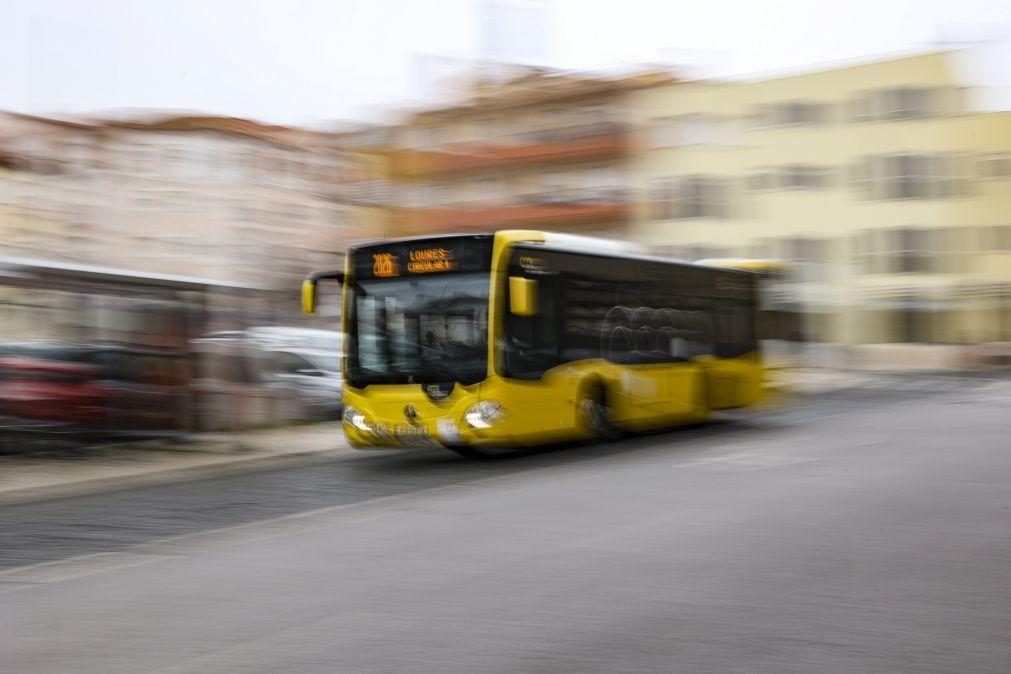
[385,66,674,238]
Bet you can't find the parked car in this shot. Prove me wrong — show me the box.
[258,349,343,419]
[0,357,106,430]
[0,342,185,437]
[245,327,345,353]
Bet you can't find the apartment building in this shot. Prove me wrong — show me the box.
[0,112,383,342]
[323,123,395,244]
[630,50,1011,352]
[0,113,361,287]
[385,66,673,239]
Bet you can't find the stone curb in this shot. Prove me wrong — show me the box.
[0,445,352,507]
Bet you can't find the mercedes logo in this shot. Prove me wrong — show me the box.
[404,404,418,422]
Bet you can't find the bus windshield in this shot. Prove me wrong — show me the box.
[347,273,489,387]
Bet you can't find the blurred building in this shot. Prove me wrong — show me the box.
[321,123,396,245]
[0,113,362,289]
[630,50,1011,358]
[0,114,371,430]
[386,66,674,238]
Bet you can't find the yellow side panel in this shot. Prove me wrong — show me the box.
[344,354,765,449]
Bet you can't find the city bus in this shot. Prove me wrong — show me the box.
[302,230,767,454]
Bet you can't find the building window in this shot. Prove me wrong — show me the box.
[783,237,829,281]
[985,225,1011,251]
[747,170,774,191]
[849,91,874,122]
[780,101,825,125]
[850,87,937,122]
[677,175,727,219]
[749,166,831,191]
[850,157,873,198]
[895,307,934,343]
[977,153,1011,180]
[853,153,974,200]
[885,87,933,119]
[649,177,677,220]
[882,154,932,199]
[893,228,934,274]
[751,100,826,128]
[779,165,831,190]
[854,229,894,274]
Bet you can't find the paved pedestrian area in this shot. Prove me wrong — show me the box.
[0,423,351,505]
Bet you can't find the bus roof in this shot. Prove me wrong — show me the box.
[347,230,647,257]
[694,258,790,275]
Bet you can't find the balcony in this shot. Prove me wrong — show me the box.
[392,127,628,177]
[393,201,629,236]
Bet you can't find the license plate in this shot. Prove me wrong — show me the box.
[395,424,432,444]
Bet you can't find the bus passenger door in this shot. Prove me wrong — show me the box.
[498,273,567,439]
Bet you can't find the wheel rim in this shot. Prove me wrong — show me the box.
[580,397,612,437]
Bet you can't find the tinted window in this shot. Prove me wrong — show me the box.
[502,273,561,380]
[502,246,757,377]
[347,272,490,387]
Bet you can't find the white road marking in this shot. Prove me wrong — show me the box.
[0,552,179,588]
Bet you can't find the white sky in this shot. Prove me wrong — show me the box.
[0,0,1008,125]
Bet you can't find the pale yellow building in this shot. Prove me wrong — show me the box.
[630,50,1011,359]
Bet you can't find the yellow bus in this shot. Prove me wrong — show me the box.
[302,229,767,455]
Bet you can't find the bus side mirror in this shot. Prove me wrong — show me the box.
[509,276,538,316]
[301,279,318,315]
[302,269,345,315]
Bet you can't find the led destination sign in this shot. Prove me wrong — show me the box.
[354,235,493,280]
[407,247,457,273]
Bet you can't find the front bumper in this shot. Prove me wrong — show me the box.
[342,414,506,449]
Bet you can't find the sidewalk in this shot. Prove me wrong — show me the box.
[0,423,353,506]
[3,368,995,506]
[776,368,876,395]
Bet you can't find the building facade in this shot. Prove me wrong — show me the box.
[630,51,1011,353]
[0,113,381,341]
[0,113,363,288]
[384,67,673,239]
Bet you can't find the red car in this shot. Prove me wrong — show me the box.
[0,356,108,429]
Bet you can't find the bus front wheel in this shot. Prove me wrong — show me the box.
[578,386,622,441]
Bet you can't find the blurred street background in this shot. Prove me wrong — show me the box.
[1,1,1010,445]
[1,1,1010,671]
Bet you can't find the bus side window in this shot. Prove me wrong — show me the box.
[714,302,756,358]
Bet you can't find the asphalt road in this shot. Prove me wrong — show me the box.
[1,375,1010,673]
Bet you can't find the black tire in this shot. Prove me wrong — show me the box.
[578,384,622,441]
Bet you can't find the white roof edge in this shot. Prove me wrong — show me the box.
[540,232,647,256]
[0,255,268,291]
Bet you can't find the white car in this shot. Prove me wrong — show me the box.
[260,349,343,419]
[246,327,345,353]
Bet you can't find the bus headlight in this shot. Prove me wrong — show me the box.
[342,406,373,433]
[464,400,505,429]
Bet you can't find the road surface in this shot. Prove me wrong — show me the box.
[2,375,1010,673]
